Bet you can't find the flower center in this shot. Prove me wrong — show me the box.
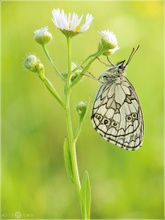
[75,25,81,32]
[68,22,72,28]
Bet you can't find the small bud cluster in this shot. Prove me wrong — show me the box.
[24,55,44,79]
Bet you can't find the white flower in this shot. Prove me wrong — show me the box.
[99,30,120,55]
[34,26,52,45]
[52,8,94,37]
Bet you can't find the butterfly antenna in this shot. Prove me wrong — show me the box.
[125,45,140,67]
[97,57,113,67]
[80,64,99,81]
[84,71,99,81]
[107,56,115,66]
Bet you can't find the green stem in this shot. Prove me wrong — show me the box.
[65,37,81,200]
[70,48,106,88]
[39,74,65,109]
[81,48,106,75]
[42,44,65,80]
[80,50,102,66]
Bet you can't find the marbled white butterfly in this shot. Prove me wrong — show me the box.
[91,46,144,150]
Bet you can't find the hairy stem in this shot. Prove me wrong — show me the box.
[65,37,81,200]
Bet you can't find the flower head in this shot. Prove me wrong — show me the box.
[34,26,52,45]
[52,8,94,37]
[98,30,120,55]
[24,54,44,78]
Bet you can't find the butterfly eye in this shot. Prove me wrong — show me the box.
[118,65,125,72]
[102,74,108,81]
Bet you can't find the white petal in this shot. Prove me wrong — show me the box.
[81,14,94,32]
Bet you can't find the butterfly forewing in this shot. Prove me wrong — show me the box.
[91,65,144,151]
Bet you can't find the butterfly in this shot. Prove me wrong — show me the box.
[91,46,144,150]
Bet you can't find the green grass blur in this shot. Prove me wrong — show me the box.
[1,1,164,219]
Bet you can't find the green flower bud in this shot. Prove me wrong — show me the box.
[76,101,87,117]
[24,55,41,72]
[70,62,82,83]
[24,55,45,79]
[34,27,52,45]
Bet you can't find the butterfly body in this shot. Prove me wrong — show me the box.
[91,53,144,151]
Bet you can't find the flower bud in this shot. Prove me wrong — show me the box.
[98,30,120,55]
[76,101,87,117]
[34,26,52,45]
[70,62,82,83]
[24,54,45,79]
[24,55,40,72]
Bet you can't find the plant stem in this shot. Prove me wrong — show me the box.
[42,44,65,80]
[65,37,81,200]
[38,74,65,109]
[70,48,106,88]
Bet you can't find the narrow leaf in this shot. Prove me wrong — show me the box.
[81,171,91,219]
[63,138,74,183]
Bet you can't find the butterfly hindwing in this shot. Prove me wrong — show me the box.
[91,75,144,151]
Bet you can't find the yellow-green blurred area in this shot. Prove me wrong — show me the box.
[1,1,164,219]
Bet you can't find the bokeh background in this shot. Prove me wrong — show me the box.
[1,1,164,219]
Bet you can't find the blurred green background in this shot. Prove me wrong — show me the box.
[1,1,164,219]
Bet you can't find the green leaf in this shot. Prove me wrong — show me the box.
[63,138,74,183]
[81,171,91,219]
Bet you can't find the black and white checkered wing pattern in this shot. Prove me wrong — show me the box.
[91,75,144,150]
